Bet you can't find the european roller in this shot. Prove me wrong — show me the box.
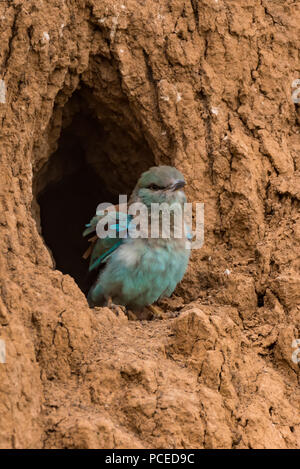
[83,166,191,316]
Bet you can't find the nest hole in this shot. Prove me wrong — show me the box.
[34,89,155,294]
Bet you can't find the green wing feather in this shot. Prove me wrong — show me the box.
[83,214,102,237]
[83,209,130,272]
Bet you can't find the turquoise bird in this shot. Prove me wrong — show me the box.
[83,166,191,315]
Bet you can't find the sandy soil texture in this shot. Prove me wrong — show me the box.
[0,0,299,448]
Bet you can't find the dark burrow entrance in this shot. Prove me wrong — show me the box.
[34,89,155,295]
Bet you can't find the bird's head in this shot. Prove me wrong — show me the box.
[131,165,187,208]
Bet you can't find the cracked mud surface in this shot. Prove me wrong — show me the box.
[0,0,299,448]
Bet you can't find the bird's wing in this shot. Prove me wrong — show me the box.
[82,203,125,237]
[83,206,131,272]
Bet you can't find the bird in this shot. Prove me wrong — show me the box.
[83,165,191,317]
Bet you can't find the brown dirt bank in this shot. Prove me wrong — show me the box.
[0,0,299,448]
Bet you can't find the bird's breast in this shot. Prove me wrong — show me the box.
[116,236,190,270]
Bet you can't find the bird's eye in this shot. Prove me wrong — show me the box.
[148,184,162,190]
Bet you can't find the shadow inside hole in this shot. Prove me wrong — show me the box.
[37,137,118,294]
[35,92,155,296]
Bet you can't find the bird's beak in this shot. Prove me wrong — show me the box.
[170,180,186,191]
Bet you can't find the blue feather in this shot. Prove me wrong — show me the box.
[89,240,122,272]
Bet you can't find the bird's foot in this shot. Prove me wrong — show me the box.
[147,304,165,320]
[106,297,126,317]
[126,310,140,321]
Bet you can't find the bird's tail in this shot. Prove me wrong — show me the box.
[87,281,105,308]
